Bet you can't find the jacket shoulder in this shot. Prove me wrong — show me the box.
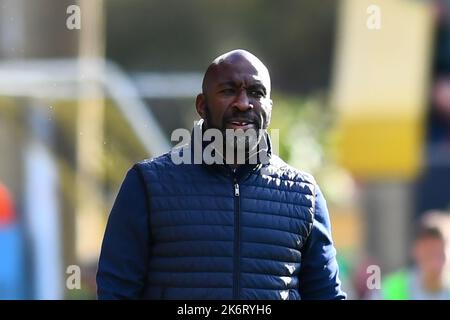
[268,154,317,186]
[134,151,175,171]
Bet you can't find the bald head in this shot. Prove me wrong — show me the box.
[202,49,271,97]
[196,49,273,134]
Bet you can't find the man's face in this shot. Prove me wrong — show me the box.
[197,55,273,134]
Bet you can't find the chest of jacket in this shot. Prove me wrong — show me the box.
[139,157,316,299]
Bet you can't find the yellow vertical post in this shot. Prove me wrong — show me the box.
[76,0,106,263]
[332,0,434,180]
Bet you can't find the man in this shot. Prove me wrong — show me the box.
[96,49,346,300]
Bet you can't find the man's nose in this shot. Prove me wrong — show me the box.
[232,89,253,112]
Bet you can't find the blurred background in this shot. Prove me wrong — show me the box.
[1,0,450,299]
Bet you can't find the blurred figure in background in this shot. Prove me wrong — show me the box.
[380,211,450,300]
[429,74,450,145]
[416,0,450,218]
[350,254,381,300]
[421,0,450,147]
[0,183,26,299]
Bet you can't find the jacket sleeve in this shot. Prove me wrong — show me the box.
[298,184,346,300]
[96,165,151,299]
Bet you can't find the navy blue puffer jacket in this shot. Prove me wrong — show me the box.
[97,133,346,300]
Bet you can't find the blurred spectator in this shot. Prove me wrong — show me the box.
[0,183,25,299]
[416,0,450,219]
[350,254,381,300]
[429,75,450,145]
[379,211,450,299]
[427,0,450,147]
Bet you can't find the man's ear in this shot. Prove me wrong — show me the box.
[265,98,273,128]
[195,93,207,119]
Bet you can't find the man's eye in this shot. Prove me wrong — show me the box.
[249,90,264,98]
[221,88,235,94]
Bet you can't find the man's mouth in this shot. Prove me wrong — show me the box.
[225,119,256,130]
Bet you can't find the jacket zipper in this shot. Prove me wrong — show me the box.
[233,177,241,299]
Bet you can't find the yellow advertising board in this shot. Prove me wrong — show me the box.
[332,0,434,179]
